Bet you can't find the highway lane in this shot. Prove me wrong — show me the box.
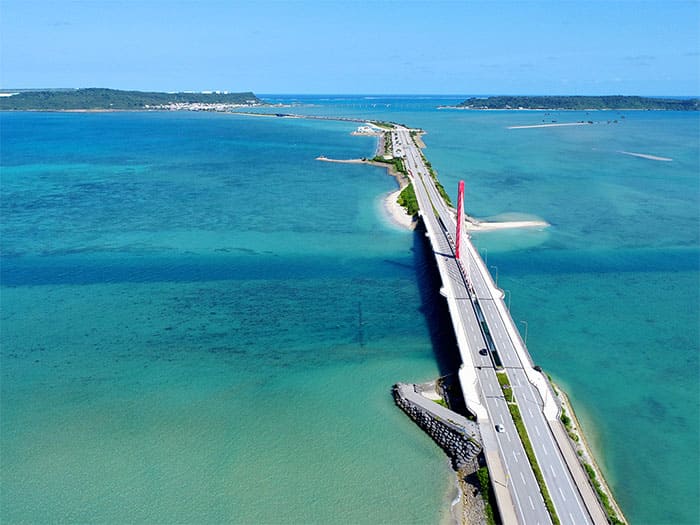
[393,126,598,524]
[462,253,592,523]
[430,217,551,525]
[395,128,552,524]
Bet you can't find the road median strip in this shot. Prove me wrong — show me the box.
[498,372,561,525]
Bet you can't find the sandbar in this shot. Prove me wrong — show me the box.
[618,150,673,162]
[464,217,549,231]
[316,156,364,164]
[507,122,591,129]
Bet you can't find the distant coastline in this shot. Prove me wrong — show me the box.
[5,90,698,112]
[443,95,699,111]
[0,88,263,111]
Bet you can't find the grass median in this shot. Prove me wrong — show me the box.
[497,372,560,525]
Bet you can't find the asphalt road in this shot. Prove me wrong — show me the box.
[392,127,596,525]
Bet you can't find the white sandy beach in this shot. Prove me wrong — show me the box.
[383,190,416,230]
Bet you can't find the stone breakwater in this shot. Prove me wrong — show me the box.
[392,383,481,470]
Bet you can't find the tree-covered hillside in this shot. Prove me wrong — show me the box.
[457,95,699,111]
[0,88,262,110]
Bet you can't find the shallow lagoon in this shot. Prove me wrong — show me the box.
[2,104,699,524]
[1,112,454,523]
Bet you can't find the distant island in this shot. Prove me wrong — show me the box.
[454,95,699,111]
[0,88,263,111]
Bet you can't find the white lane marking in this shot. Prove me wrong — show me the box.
[542,445,548,456]
[506,431,511,442]
[528,407,534,417]
[512,450,519,463]
[558,486,567,501]
[528,496,535,510]
[549,465,557,478]
[534,425,541,436]
[520,472,526,485]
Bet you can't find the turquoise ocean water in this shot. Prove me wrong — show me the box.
[2,100,699,524]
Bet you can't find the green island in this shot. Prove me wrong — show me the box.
[456,95,699,111]
[0,88,262,110]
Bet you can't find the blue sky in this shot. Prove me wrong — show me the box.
[1,0,698,95]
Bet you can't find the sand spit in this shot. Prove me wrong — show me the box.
[465,216,550,231]
[618,150,673,162]
[316,156,365,164]
[507,122,592,129]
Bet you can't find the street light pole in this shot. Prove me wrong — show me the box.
[490,265,499,287]
[520,320,529,344]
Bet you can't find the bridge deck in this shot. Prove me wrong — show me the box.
[392,127,607,525]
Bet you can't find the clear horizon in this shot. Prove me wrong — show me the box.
[1,90,699,98]
[1,1,698,96]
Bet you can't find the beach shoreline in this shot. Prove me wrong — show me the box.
[382,189,416,230]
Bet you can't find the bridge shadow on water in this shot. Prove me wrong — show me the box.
[412,221,469,416]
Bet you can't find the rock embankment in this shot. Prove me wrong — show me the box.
[392,383,481,470]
